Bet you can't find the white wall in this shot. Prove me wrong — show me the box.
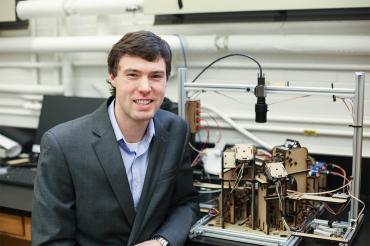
[0,2,369,157]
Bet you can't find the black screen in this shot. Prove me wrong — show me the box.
[34,95,105,146]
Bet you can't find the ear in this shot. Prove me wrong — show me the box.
[108,74,117,87]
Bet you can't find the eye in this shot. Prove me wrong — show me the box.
[127,73,138,79]
[151,73,165,80]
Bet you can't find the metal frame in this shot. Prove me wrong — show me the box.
[190,221,301,246]
[350,72,365,219]
[181,68,366,245]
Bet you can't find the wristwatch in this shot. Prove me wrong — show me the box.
[153,236,170,246]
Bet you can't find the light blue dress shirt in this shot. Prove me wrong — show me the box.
[108,100,155,210]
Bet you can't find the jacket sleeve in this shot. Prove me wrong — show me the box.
[154,123,200,246]
[32,131,77,246]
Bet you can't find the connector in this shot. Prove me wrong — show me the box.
[186,100,201,133]
[254,76,268,123]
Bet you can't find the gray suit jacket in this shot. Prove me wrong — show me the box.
[32,97,199,246]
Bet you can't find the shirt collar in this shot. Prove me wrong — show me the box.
[108,99,155,154]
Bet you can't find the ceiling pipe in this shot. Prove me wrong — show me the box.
[227,35,370,55]
[0,36,119,53]
[17,0,65,19]
[0,62,62,68]
[16,0,143,20]
[0,84,64,95]
[0,35,370,55]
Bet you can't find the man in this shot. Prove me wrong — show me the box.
[32,31,199,246]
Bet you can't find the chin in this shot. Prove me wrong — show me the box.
[132,112,155,121]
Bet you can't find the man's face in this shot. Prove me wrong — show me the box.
[109,55,167,125]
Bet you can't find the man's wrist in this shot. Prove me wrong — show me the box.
[152,236,170,246]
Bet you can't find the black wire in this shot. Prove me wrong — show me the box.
[191,53,263,83]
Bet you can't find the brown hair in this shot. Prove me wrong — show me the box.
[107,30,172,96]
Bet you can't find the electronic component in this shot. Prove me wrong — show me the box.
[265,162,288,180]
[283,139,301,149]
[223,144,255,168]
[308,161,326,177]
[185,99,201,133]
[223,148,236,168]
[235,144,255,162]
[191,139,360,246]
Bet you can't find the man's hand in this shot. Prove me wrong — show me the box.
[135,240,162,246]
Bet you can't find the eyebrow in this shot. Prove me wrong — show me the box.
[150,71,166,75]
[123,69,140,73]
[123,68,164,72]
[123,69,165,75]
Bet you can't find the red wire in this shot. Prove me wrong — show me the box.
[323,170,351,215]
[204,110,222,144]
[191,118,210,167]
[333,164,347,192]
[331,171,350,192]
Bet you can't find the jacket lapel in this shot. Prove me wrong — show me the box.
[91,100,135,226]
[128,116,168,245]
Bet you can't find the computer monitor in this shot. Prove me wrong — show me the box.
[32,95,105,153]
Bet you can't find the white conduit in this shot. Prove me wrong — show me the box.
[202,113,370,127]
[202,104,274,150]
[0,101,41,110]
[0,62,61,68]
[16,0,143,20]
[0,108,38,116]
[0,36,119,53]
[1,35,370,55]
[0,84,64,95]
[227,35,370,55]
[19,95,44,101]
[204,121,370,138]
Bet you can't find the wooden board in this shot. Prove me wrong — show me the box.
[287,193,348,203]
[292,231,347,242]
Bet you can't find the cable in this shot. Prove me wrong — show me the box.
[191,53,263,83]
[189,90,202,100]
[276,182,283,210]
[287,180,351,196]
[213,91,246,105]
[209,208,220,217]
[323,171,351,215]
[331,164,349,192]
[173,34,187,68]
[230,163,245,193]
[348,190,366,223]
[203,110,222,144]
[198,189,222,194]
[268,95,310,106]
[202,104,273,150]
[256,148,272,158]
[338,97,355,122]
[188,142,202,153]
[324,200,350,216]
[191,119,210,167]
[276,181,291,231]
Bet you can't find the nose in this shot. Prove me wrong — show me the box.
[138,77,151,94]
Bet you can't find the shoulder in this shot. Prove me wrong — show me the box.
[49,113,93,136]
[154,109,188,131]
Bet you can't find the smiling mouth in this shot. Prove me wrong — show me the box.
[133,99,153,105]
